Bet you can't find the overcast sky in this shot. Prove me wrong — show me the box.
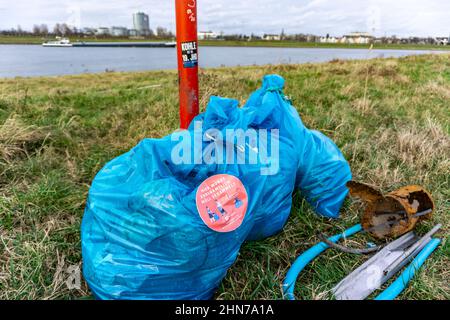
[0,0,448,37]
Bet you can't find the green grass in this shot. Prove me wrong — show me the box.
[1,35,450,51]
[0,54,449,300]
[200,40,450,51]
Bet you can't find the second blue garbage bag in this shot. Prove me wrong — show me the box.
[81,75,352,299]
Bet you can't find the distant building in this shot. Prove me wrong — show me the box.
[340,32,374,44]
[198,31,219,40]
[263,34,281,41]
[306,35,317,43]
[110,26,128,37]
[435,37,449,45]
[399,38,410,44]
[319,35,339,43]
[133,12,150,36]
[82,27,96,36]
[128,29,139,37]
[95,27,110,36]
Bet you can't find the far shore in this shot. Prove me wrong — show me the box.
[1,35,449,51]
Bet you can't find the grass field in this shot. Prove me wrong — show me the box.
[1,35,450,51]
[0,54,449,300]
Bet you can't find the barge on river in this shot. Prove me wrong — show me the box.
[43,38,176,48]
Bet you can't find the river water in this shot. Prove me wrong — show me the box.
[0,44,444,78]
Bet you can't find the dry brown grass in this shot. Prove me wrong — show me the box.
[0,116,48,162]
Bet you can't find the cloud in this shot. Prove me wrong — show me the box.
[0,0,448,37]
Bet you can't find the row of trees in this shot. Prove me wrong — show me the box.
[154,27,174,39]
[1,23,85,36]
[381,36,446,45]
[32,23,78,36]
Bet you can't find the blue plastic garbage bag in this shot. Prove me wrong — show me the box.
[242,75,352,241]
[81,75,352,300]
[82,96,270,299]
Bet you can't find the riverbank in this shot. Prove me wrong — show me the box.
[0,54,448,300]
[1,35,449,51]
[200,39,450,51]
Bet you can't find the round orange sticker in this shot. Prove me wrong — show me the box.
[196,174,248,233]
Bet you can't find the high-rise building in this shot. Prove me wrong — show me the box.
[133,12,150,36]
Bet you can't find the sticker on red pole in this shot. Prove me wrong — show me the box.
[196,174,248,233]
[181,41,198,68]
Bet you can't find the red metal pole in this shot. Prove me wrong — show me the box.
[175,0,199,129]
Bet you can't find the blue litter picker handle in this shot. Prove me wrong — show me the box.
[282,224,363,300]
[375,238,441,301]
